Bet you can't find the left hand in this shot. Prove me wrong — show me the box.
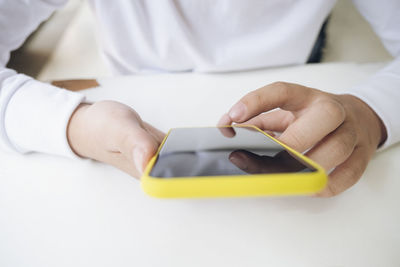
[218,82,387,197]
[67,101,165,178]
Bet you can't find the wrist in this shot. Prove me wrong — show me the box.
[343,94,387,147]
[67,103,91,157]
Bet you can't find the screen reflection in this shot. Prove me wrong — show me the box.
[150,127,316,178]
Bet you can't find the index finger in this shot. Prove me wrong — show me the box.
[228,82,316,123]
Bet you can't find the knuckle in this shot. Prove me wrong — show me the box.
[246,82,289,107]
[113,107,139,121]
[331,141,350,160]
[342,167,357,181]
[271,81,289,89]
[346,128,358,147]
[272,81,291,100]
[343,164,364,182]
[330,135,355,160]
[253,91,264,107]
[282,111,296,126]
[318,99,346,124]
[246,88,268,108]
[243,90,260,107]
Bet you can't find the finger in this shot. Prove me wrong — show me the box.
[219,126,236,138]
[228,82,316,123]
[316,146,370,197]
[105,151,141,178]
[217,114,236,137]
[217,113,233,126]
[278,100,346,152]
[118,126,160,173]
[305,123,357,171]
[242,109,295,132]
[143,122,166,143]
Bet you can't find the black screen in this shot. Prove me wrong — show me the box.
[150,127,316,178]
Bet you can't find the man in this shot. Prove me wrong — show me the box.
[1,0,399,196]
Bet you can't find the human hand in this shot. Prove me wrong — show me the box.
[218,82,387,197]
[67,100,165,178]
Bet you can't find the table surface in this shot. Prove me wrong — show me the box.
[1,62,399,267]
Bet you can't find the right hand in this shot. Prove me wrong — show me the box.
[67,100,165,178]
[218,82,386,197]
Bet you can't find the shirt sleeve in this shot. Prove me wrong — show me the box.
[0,0,85,158]
[347,0,400,149]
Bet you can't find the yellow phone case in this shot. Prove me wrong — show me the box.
[141,126,327,198]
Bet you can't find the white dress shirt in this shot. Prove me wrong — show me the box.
[0,0,399,157]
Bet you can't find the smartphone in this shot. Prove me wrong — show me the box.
[141,126,327,198]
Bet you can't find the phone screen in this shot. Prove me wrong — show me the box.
[150,127,316,178]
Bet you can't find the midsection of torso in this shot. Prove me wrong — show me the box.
[89,0,335,74]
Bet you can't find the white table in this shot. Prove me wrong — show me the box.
[1,63,399,267]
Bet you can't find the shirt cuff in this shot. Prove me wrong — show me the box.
[4,79,85,158]
[344,61,400,151]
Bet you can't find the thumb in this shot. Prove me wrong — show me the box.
[119,126,160,173]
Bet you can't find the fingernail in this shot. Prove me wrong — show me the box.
[228,102,246,121]
[133,147,145,172]
[217,113,232,126]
